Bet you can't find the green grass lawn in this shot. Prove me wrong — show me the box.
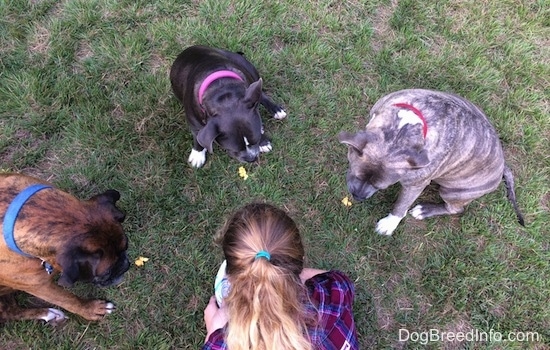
[1,0,549,348]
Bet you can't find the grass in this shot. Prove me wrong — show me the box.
[1,0,549,348]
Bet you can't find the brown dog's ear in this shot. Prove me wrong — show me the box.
[56,247,100,287]
[197,120,220,153]
[338,131,378,152]
[244,78,262,108]
[57,248,84,287]
[90,190,126,223]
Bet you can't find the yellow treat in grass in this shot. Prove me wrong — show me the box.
[238,166,248,180]
[341,196,352,207]
[134,256,149,267]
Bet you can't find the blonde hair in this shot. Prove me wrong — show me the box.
[217,203,314,350]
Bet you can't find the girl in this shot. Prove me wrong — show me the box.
[203,203,358,350]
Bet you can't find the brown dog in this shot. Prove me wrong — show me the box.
[0,173,130,323]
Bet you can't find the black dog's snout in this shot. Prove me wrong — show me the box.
[243,154,259,163]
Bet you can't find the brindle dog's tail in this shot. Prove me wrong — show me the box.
[503,165,525,226]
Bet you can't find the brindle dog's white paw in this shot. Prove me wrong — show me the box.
[274,110,287,120]
[260,142,272,153]
[375,214,403,236]
[409,205,425,220]
[41,308,66,323]
[188,149,207,168]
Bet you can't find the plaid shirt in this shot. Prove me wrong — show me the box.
[203,270,358,350]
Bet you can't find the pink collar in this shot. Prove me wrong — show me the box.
[393,103,428,138]
[198,70,244,106]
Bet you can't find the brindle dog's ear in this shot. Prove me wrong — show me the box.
[387,146,430,170]
[91,190,126,223]
[197,120,220,154]
[404,148,430,168]
[244,78,262,108]
[338,131,378,152]
[391,124,429,168]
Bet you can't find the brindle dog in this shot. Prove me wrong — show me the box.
[339,89,524,236]
[0,173,129,323]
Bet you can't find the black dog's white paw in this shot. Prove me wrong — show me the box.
[260,142,272,153]
[273,109,287,120]
[188,149,207,168]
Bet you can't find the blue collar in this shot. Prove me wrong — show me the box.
[3,184,54,273]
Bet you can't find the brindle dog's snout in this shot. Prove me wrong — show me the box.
[347,176,377,202]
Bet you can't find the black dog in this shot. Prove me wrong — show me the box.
[170,45,286,168]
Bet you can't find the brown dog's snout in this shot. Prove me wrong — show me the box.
[94,252,130,287]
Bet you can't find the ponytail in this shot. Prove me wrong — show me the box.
[219,203,314,350]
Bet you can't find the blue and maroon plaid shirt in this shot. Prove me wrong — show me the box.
[202,270,358,350]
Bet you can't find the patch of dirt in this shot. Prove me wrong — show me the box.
[149,52,169,75]
[28,23,51,55]
[370,0,398,52]
[441,317,474,350]
[540,191,550,212]
[371,289,395,330]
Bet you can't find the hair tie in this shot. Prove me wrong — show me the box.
[255,250,271,261]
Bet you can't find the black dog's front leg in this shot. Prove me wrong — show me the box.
[260,93,287,120]
[187,111,209,168]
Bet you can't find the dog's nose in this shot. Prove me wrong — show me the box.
[244,156,258,163]
[242,149,260,163]
[348,182,377,202]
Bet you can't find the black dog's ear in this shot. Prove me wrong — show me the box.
[197,120,220,153]
[244,78,262,108]
[90,190,126,223]
[338,131,378,152]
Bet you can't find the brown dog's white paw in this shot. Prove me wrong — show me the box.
[83,300,116,320]
[188,149,207,168]
[104,301,116,314]
[41,308,66,324]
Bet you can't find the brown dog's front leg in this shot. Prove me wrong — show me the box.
[22,282,115,321]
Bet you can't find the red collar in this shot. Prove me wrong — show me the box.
[393,103,428,138]
[198,70,244,106]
